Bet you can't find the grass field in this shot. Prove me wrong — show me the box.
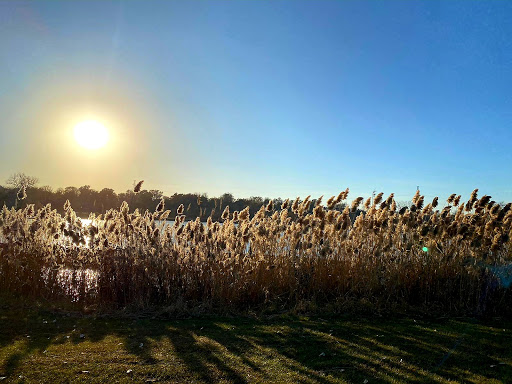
[1,299,511,383]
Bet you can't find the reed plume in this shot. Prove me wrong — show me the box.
[0,186,510,317]
[134,180,144,193]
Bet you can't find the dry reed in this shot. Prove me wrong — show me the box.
[0,188,511,315]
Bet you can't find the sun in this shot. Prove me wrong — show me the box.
[73,120,109,150]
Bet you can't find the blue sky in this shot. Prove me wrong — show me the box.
[1,1,511,202]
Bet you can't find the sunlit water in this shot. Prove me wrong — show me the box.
[42,219,203,300]
[41,267,98,301]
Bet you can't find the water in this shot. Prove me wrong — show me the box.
[80,218,175,227]
[42,267,98,302]
[488,264,512,288]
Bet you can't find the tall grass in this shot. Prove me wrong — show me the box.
[0,188,511,315]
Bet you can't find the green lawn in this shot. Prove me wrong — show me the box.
[1,302,511,383]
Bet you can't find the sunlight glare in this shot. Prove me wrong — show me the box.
[73,120,109,150]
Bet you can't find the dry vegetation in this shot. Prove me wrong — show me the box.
[1,188,511,315]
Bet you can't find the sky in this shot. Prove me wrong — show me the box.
[1,0,511,203]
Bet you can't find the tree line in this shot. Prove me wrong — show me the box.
[0,173,348,220]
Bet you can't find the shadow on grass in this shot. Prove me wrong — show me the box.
[0,301,511,383]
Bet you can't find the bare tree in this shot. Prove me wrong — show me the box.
[6,172,38,209]
[6,172,38,190]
